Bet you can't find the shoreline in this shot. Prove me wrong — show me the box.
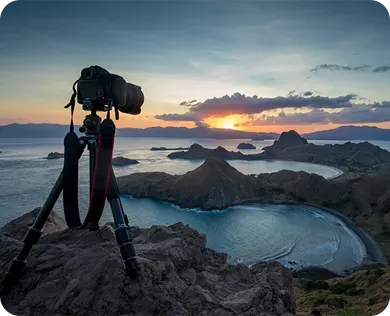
[304,203,388,265]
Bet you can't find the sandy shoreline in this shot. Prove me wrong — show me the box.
[304,203,388,265]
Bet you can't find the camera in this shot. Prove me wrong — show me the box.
[77,65,144,114]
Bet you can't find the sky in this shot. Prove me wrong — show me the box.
[0,0,389,133]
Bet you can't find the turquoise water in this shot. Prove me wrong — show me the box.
[119,197,366,274]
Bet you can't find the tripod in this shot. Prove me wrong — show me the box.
[1,111,138,296]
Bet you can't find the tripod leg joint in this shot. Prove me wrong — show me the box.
[24,227,43,245]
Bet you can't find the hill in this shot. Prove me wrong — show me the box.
[0,123,278,139]
[304,125,390,141]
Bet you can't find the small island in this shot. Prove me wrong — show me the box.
[112,156,139,166]
[150,146,190,151]
[237,143,256,150]
[45,152,64,159]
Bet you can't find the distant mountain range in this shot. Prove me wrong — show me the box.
[1,123,390,141]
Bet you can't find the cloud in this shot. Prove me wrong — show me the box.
[252,107,390,126]
[154,112,201,121]
[310,64,372,72]
[195,121,210,128]
[179,100,199,106]
[155,92,363,122]
[373,66,390,73]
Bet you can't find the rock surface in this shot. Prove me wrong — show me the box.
[112,156,139,166]
[0,210,296,316]
[237,143,256,150]
[151,147,190,151]
[118,158,390,261]
[45,152,64,159]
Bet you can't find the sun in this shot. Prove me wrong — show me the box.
[221,121,236,130]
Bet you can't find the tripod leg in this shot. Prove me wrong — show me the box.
[107,168,138,279]
[1,172,64,296]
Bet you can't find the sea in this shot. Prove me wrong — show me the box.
[1,137,389,273]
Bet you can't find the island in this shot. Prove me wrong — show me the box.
[237,143,256,150]
[150,146,190,151]
[45,152,64,159]
[168,130,390,172]
[111,156,139,166]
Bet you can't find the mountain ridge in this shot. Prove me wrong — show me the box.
[2,123,390,140]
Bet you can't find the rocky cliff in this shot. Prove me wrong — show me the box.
[0,210,296,316]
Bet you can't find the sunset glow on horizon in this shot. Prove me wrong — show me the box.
[1,1,389,134]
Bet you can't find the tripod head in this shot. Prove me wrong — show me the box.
[79,110,101,139]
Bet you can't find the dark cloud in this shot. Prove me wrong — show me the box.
[253,107,390,126]
[179,100,199,107]
[303,91,313,96]
[195,121,210,128]
[373,66,390,73]
[154,112,200,122]
[310,64,372,72]
[155,92,360,122]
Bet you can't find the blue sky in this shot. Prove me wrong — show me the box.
[0,1,389,132]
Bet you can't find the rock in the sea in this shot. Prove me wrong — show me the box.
[45,152,64,159]
[151,147,190,151]
[168,143,244,160]
[0,210,296,316]
[237,143,256,150]
[112,156,139,166]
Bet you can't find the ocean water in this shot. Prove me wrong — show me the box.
[0,137,385,273]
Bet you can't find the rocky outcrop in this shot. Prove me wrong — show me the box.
[0,210,296,316]
[45,152,64,159]
[151,147,190,151]
[237,143,256,150]
[168,143,244,160]
[118,158,258,209]
[265,130,308,150]
[112,156,139,166]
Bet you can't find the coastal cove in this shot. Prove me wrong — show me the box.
[119,196,379,274]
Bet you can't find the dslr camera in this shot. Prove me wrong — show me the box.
[77,65,144,115]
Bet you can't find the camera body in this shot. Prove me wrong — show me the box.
[77,65,144,115]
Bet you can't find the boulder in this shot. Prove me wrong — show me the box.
[45,152,64,159]
[0,211,295,316]
[112,156,139,166]
[237,143,256,150]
